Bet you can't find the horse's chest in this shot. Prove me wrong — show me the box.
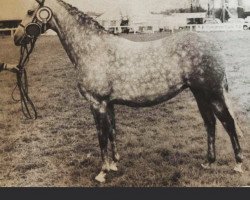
[76,63,112,96]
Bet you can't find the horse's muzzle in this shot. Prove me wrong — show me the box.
[14,36,22,46]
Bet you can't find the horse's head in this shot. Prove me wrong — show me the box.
[14,0,53,46]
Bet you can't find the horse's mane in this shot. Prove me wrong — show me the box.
[57,0,106,33]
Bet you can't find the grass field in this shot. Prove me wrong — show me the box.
[0,31,249,187]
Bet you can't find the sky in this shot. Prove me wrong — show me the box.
[48,0,250,13]
[1,0,250,20]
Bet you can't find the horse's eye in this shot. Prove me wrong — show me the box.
[27,10,35,16]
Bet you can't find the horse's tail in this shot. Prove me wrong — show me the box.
[223,75,244,138]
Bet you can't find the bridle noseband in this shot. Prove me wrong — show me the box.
[20,0,53,39]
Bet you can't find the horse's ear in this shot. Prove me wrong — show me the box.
[36,0,45,6]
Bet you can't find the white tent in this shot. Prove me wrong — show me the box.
[124,13,162,33]
[96,7,129,30]
[97,8,164,33]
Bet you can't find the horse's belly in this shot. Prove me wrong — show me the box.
[110,54,184,104]
[111,79,184,105]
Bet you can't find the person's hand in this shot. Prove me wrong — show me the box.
[0,62,5,71]
[6,64,19,73]
[10,66,20,73]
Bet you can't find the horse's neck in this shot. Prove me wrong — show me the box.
[48,0,109,67]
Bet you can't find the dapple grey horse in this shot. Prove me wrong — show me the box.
[14,0,244,183]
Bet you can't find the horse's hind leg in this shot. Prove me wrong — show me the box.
[191,89,216,168]
[107,104,120,171]
[91,102,112,183]
[211,91,243,173]
[223,92,244,138]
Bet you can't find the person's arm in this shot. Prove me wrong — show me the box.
[0,62,6,72]
[0,62,18,73]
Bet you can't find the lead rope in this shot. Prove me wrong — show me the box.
[13,38,38,119]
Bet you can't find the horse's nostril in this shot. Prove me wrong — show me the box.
[14,36,21,46]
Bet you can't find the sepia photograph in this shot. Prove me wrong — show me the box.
[0,0,249,187]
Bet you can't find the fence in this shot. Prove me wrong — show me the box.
[191,24,244,32]
[104,25,157,34]
[104,23,246,34]
[0,28,16,37]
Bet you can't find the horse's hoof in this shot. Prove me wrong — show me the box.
[234,163,244,174]
[101,161,110,172]
[95,171,107,183]
[201,163,212,169]
[109,161,118,172]
[87,153,92,158]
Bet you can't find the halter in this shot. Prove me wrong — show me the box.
[13,0,53,119]
[20,0,53,39]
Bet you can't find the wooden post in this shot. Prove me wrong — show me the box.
[212,0,215,19]
[222,0,226,23]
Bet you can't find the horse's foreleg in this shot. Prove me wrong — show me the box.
[211,93,244,173]
[107,104,120,167]
[191,89,216,168]
[91,102,111,183]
